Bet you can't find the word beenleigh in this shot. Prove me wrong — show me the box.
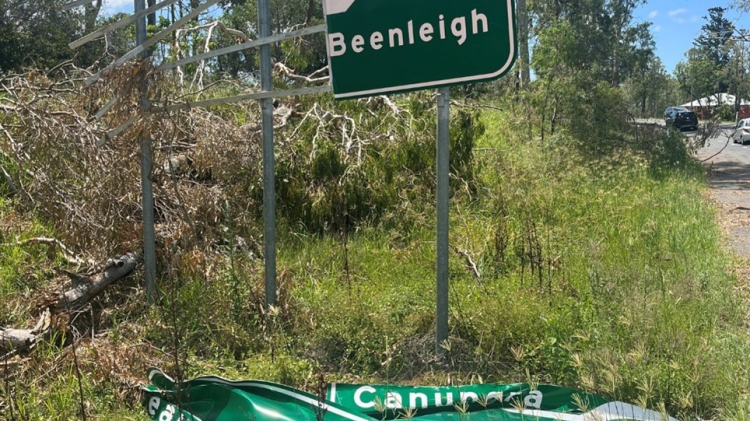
[328,9,489,57]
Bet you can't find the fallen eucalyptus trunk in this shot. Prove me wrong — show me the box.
[54,253,139,312]
[0,310,50,352]
[0,253,139,353]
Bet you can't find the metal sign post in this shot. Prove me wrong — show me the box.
[323,0,516,98]
[258,0,277,308]
[323,0,516,356]
[135,0,157,304]
[68,0,328,311]
[435,87,450,355]
[65,0,514,358]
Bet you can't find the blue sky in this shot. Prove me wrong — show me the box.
[634,0,750,74]
[100,0,133,15]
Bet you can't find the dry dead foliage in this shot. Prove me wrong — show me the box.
[0,62,267,276]
[0,61,422,277]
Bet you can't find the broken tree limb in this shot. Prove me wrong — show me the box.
[54,253,139,312]
[0,253,139,353]
[452,245,483,285]
[0,310,50,353]
[0,163,17,193]
[0,329,37,350]
[275,63,330,84]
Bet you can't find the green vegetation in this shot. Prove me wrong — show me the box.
[675,7,749,116]
[3,101,748,420]
[1,2,749,421]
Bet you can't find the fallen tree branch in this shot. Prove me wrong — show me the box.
[452,245,483,285]
[0,253,139,353]
[275,63,330,84]
[0,163,17,193]
[174,20,249,90]
[0,310,50,353]
[54,253,139,312]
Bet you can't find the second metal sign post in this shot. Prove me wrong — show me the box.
[323,0,516,357]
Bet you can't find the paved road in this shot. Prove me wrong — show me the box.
[696,126,750,256]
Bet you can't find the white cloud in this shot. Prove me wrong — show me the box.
[102,0,133,15]
[653,25,662,32]
[668,8,687,17]
[648,10,658,19]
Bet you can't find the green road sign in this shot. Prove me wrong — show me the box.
[323,0,517,99]
[143,368,679,421]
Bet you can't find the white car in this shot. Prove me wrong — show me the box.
[732,119,750,145]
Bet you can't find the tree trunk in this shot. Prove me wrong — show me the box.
[0,253,139,353]
[517,0,530,87]
[84,0,103,34]
[148,0,156,27]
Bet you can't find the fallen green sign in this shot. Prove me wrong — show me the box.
[323,0,517,99]
[143,368,678,421]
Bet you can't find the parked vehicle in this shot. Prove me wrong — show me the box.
[732,118,750,145]
[664,106,698,131]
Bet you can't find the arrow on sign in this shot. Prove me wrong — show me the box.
[324,0,356,15]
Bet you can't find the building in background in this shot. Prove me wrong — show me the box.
[682,93,750,120]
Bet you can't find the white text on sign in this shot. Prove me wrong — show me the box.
[328,9,489,57]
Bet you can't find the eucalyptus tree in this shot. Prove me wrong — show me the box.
[526,0,654,142]
[723,35,750,110]
[0,0,113,72]
[675,51,721,102]
[623,56,676,117]
[216,0,328,77]
[529,0,653,87]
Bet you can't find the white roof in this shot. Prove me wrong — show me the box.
[682,93,750,108]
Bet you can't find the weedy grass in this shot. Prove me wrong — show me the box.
[0,200,57,327]
[2,107,748,420]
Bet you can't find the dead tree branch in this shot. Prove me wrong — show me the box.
[174,21,249,90]
[0,310,50,353]
[275,63,330,84]
[0,253,139,353]
[54,253,139,312]
[452,245,483,285]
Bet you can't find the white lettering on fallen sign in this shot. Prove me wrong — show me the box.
[350,386,543,410]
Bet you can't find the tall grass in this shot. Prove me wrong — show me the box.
[143,108,748,420]
[2,106,748,420]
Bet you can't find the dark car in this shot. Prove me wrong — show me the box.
[664,106,698,131]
